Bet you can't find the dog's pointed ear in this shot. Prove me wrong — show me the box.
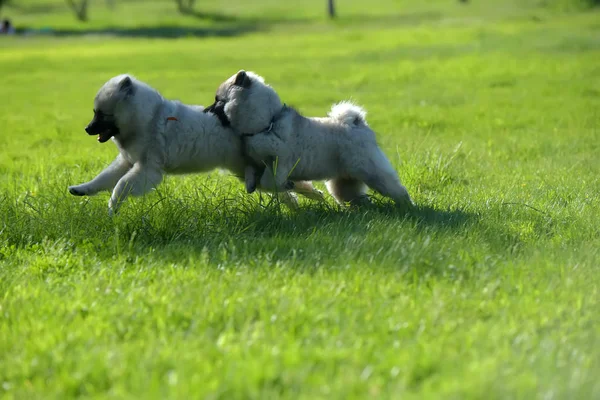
[119,76,134,95]
[234,70,251,88]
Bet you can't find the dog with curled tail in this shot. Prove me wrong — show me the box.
[205,70,414,208]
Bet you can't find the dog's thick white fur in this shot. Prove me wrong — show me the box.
[213,70,414,207]
[68,74,322,214]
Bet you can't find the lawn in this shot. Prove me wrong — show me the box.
[1,0,599,398]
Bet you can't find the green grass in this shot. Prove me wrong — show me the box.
[1,0,600,398]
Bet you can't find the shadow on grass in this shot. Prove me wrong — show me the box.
[113,199,480,275]
[124,200,476,245]
[1,179,497,280]
[5,184,552,281]
[179,9,242,23]
[46,24,260,39]
[337,11,443,27]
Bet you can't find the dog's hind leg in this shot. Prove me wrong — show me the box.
[108,163,163,215]
[362,172,413,208]
[69,154,132,196]
[292,181,325,202]
[349,149,414,208]
[278,191,299,210]
[325,178,370,206]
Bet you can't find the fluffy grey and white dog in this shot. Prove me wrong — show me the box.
[68,74,323,214]
[205,70,414,208]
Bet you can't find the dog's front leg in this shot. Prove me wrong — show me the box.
[244,164,268,194]
[108,163,163,215]
[259,157,294,193]
[69,154,132,196]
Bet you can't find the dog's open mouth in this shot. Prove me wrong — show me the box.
[97,130,114,143]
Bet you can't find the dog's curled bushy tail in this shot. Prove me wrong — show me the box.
[328,101,368,126]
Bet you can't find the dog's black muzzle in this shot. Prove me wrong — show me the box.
[204,101,231,127]
[85,120,103,135]
[85,116,119,143]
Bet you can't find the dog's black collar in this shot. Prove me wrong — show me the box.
[240,104,287,138]
[241,122,274,138]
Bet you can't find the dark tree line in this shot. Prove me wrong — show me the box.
[4,0,600,22]
[1,1,338,22]
[61,0,338,22]
[0,0,9,15]
[63,0,198,22]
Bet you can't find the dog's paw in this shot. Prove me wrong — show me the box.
[279,192,299,210]
[308,189,325,201]
[399,197,416,211]
[108,198,119,217]
[244,167,258,194]
[348,195,373,207]
[284,180,295,190]
[68,185,86,196]
[245,179,257,194]
[108,204,120,217]
[395,189,416,211]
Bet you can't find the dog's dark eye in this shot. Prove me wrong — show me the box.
[94,110,114,119]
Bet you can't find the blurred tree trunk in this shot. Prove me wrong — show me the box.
[175,0,196,14]
[65,0,89,21]
[0,0,9,16]
[328,0,335,18]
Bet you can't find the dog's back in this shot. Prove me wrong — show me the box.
[268,105,377,181]
[158,101,244,175]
